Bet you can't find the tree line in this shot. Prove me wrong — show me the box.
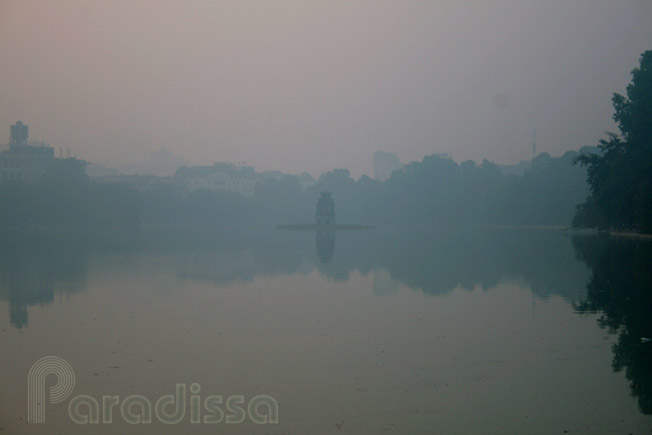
[0,148,589,227]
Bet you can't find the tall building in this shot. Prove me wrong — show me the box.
[10,121,28,145]
[0,121,85,184]
[1,121,54,183]
[373,151,402,182]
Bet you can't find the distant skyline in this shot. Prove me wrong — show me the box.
[1,0,651,178]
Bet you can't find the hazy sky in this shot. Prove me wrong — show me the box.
[1,0,651,178]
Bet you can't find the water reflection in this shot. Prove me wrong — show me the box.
[1,225,652,429]
[315,229,335,264]
[0,234,87,328]
[169,227,591,300]
[320,227,590,299]
[572,235,652,415]
[0,226,592,330]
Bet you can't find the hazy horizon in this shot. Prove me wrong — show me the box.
[1,0,651,178]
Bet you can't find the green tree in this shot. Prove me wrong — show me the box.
[574,50,652,232]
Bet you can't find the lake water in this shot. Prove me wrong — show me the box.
[1,226,651,434]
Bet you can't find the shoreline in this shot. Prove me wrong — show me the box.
[276,224,375,231]
[561,226,652,239]
[608,231,652,239]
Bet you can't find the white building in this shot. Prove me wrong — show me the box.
[175,163,262,198]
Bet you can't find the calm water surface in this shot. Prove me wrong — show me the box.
[0,226,651,434]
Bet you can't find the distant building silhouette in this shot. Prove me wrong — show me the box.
[10,121,28,145]
[1,121,54,183]
[90,173,179,193]
[86,162,119,177]
[115,144,184,177]
[92,161,309,198]
[373,151,402,182]
[315,191,336,224]
[1,121,86,184]
[175,163,261,197]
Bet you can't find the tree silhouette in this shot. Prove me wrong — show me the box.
[574,50,652,232]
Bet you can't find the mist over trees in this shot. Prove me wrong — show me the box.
[574,50,652,233]
[267,150,589,227]
[0,149,589,227]
[0,159,140,226]
[29,45,652,229]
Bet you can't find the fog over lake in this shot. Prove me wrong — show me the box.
[1,226,651,434]
[2,1,652,433]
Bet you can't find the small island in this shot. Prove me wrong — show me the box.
[276,192,374,230]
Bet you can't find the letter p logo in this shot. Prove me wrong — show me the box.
[28,356,76,423]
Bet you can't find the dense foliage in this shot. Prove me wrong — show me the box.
[574,50,652,232]
[0,150,588,227]
[0,163,140,226]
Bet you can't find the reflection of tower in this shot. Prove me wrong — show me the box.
[315,229,335,263]
[532,129,536,159]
